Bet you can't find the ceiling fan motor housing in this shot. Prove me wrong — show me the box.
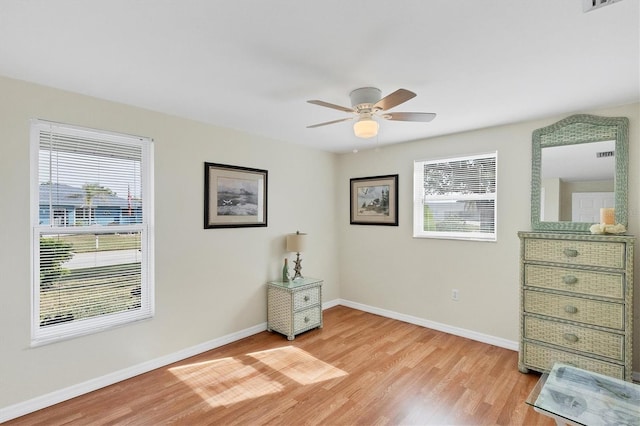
[350,87,381,111]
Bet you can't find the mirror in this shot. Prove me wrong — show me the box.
[531,114,628,232]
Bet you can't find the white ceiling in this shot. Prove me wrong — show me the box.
[0,1,638,153]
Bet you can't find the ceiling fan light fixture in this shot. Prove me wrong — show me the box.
[307,87,436,137]
[353,118,378,138]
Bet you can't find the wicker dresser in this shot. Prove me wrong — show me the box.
[267,277,323,340]
[518,232,634,381]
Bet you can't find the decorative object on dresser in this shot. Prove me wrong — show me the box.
[518,232,634,381]
[267,278,323,340]
[286,231,307,280]
[281,258,290,282]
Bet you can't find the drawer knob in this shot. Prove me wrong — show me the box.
[563,333,579,343]
[304,316,310,323]
[304,295,310,302]
[562,275,578,285]
[564,305,578,314]
[563,248,579,258]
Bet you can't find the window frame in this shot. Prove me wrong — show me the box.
[30,119,154,346]
[413,151,498,242]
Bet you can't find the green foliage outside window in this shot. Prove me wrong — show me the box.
[39,237,73,290]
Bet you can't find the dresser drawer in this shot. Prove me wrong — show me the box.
[523,238,625,269]
[293,286,320,311]
[524,290,624,330]
[522,342,624,379]
[524,264,624,299]
[524,316,624,361]
[293,306,321,333]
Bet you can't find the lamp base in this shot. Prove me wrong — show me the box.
[292,252,303,280]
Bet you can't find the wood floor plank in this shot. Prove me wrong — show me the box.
[6,306,554,425]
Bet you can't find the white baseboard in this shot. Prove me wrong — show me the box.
[1,300,340,422]
[336,299,640,383]
[337,298,519,351]
[0,322,267,423]
[322,298,341,310]
[2,299,638,422]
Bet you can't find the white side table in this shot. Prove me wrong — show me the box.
[267,277,323,340]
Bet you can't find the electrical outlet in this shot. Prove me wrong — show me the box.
[452,289,459,301]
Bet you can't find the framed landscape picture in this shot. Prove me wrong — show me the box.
[204,162,268,228]
[350,174,398,226]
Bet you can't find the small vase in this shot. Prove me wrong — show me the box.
[282,258,290,282]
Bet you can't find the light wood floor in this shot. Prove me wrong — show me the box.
[7,306,553,425]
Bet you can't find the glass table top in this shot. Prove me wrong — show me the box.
[268,277,322,289]
[526,364,640,426]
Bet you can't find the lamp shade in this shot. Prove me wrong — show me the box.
[353,118,378,138]
[286,232,307,253]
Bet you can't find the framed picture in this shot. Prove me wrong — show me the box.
[204,162,268,228]
[350,174,398,226]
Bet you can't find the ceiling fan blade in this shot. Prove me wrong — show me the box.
[374,89,416,111]
[307,99,354,113]
[383,112,437,122]
[307,117,354,128]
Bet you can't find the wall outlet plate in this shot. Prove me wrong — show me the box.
[452,289,459,301]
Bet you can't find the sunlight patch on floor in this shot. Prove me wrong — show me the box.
[247,346,348,385]
[168,346,347,408]
[169,357,284,408]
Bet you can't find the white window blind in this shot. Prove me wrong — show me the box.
[413,152,497,241]
[31,120,154,345]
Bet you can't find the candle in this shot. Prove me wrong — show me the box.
[600,208,615,225]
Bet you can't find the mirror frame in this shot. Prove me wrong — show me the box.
[531,114,629,232]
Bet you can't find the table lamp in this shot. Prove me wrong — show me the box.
[286,231,307,280]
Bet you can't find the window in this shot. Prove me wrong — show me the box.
[413,152,497,241]
[30,120,154,345]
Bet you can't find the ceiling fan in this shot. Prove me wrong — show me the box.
[307,87,436,138]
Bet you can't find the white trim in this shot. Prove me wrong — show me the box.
[32,118,151,144]
[3,299,637,422]
[0,322,268,423]
[1,300,339,422]
[337,299,518,351]
[322,298,341,310]
[30,119,155,345]
[413,151,498,241]
[333,300,640,382]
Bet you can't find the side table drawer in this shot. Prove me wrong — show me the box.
[522,342,624,380]
[524,290,624,330]
[293,286,320,310]
[294,306,321,333]
[524,316,624,361]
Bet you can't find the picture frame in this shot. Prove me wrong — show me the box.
[350,174,398,226]
[204,162,268,228]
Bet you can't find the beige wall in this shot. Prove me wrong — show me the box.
[336,102,639,369]
[0,76,338,410]
[1,73,638,415]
